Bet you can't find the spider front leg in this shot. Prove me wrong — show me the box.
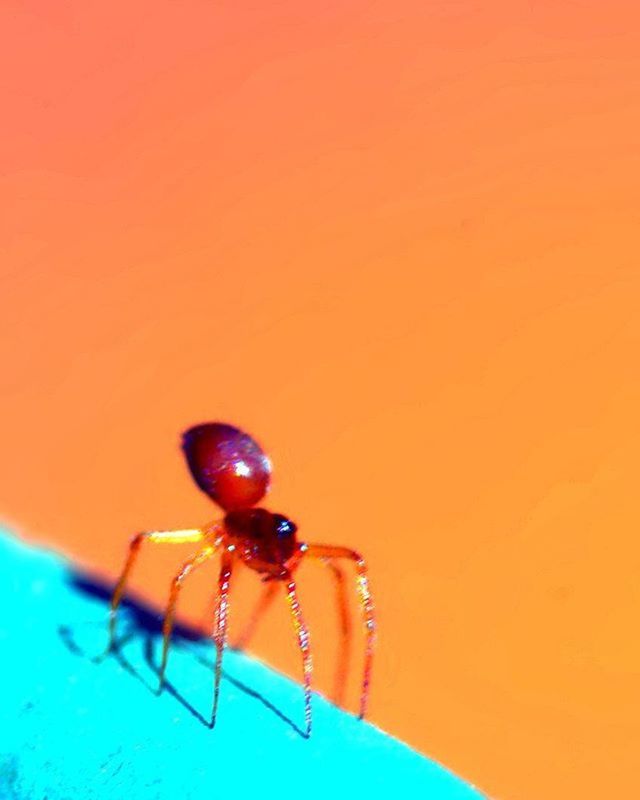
[284,574,313,737]
[303,544,376,720]
[158,544,217,691]
[107,528,204,653]
[211,550,234,728]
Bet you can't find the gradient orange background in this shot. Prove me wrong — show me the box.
[2,3,639,798]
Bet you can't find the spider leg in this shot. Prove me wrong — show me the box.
[231,579,279,652]
[284,574,313,737]
[303,545,375,720]
[211,550,234,728]
[325,560,352,708]
[107,528,204,652]
[158,545,216,691]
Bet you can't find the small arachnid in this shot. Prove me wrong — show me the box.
[107,422,375,736]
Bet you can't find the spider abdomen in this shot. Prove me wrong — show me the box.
[182,423,271,511]
[224,508,298,571]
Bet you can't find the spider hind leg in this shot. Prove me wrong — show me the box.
[302,544,376,720]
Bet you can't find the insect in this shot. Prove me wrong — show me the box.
[107,422,375,736]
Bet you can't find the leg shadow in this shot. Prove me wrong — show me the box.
[59,568,307,737]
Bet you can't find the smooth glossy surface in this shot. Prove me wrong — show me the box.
[182,423,271,511]
[4,5,636,795]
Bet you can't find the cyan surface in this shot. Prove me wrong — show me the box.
[0,528,484,799]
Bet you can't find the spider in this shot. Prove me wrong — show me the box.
[107,422,376,736]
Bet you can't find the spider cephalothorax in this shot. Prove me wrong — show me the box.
[108,422,375,737]
[224,508,299,574]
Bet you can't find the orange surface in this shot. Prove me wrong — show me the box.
[1,3,639,798]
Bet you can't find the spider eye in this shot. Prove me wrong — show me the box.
[274,515,297,538]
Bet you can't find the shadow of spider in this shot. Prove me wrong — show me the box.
[58,569,307,737]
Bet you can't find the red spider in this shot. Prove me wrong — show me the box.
[107,422,376,736]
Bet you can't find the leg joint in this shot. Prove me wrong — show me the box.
[172,571,188,589]
[130,531,146,549]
